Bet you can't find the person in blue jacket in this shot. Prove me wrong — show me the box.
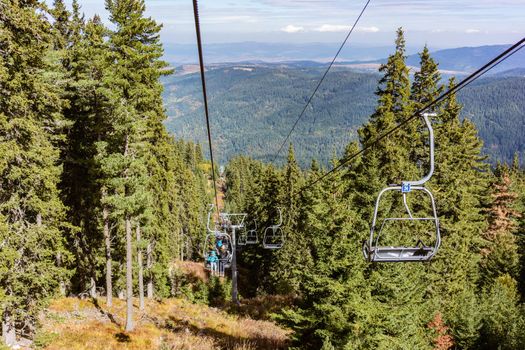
[207,251,219,275]
[216,238,228,258]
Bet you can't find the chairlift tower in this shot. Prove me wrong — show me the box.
[219,212,246,305]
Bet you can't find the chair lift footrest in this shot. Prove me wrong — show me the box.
[263,244,283,249]
[370,246,435,262]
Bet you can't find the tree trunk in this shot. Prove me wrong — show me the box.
[56,252,66,296]
[146,241,153,298]
[90,277,97,298]
[125,216,134,332]
[136,224,144,310]
[103,193,112,307]
[180,228,184,261]
[2,309,16,346]
[169,266,176,297]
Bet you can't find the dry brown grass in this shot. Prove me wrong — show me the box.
[173,260,208,283]
[231,294,297,320]
[38,297,290,350]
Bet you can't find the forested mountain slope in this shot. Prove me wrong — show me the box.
[2,1,525,349]
[163,64,525,166]
[163,65,378,165]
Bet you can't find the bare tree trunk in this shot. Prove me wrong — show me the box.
[56,252,66,296]
[180,228,184,261]
[2,309,16,346]
[146,241,153,298]
[102,191,112,307]
[125,216,134,332]
[169,266,175,297]
[136,224,144,310]
[90,277,97,298]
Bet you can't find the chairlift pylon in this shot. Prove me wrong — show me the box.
[363,113,441,262]
[263,208,285,250]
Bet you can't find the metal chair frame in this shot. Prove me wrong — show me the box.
[246,220,258,244]
[263,208,284,250]
[363,113,441,262]
[237,227,248,246]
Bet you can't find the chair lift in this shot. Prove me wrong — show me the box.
[263,208,284,249]
[204,205,233,275]
[362,113,441,262]
[237,226,247,246]
[246,220,258,244]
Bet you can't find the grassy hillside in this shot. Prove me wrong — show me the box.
[163,64,525,166]
[34,295,289,349]
[27,261,289,350]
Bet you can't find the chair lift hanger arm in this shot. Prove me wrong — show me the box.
[403,112,436,187]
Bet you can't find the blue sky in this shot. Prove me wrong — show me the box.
[48,0,524,48]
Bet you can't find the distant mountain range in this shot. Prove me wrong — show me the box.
[162,44,525,167]
[163,42,401,64]
[165,42,525,74]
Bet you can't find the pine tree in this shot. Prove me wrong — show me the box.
[0,0,68,343]
[268,144,308,293]
[359,28,415,185]
[427,78,489,348]
[280,155,372,349]
[480,164,520,285]
[104,0,172,330]
[58,2,112,298]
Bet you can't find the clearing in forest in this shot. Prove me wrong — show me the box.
[34,297,289,350]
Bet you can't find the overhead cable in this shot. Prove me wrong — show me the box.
[192,0,221,213]
[300,37,525,192]
[271,0,373,163]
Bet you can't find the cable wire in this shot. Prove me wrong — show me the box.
[271,0,372,163]
[192,0,220,213]
[299,37,525,193]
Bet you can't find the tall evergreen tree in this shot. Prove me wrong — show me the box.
[0,0,68,344]
[269,144,308,293]
[480,164,520,284]
[104,0,172,330]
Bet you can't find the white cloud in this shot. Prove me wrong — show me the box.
[465,28,481,33]
[315,24,350,32]
[314,24,379,33]
[281,24,305,33]
[357,26,380,33]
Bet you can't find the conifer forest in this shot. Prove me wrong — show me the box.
[0,1,525,349]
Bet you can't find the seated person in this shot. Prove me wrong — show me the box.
[207,251,219,275]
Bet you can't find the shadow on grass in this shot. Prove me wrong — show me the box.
[164,315,288,350]
[115,332,131,343]
[91,298,120,327]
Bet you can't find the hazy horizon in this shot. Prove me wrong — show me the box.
[46,1,524,49]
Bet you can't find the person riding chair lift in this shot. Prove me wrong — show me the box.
[362,112,441,262]
[207,251,219,276]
